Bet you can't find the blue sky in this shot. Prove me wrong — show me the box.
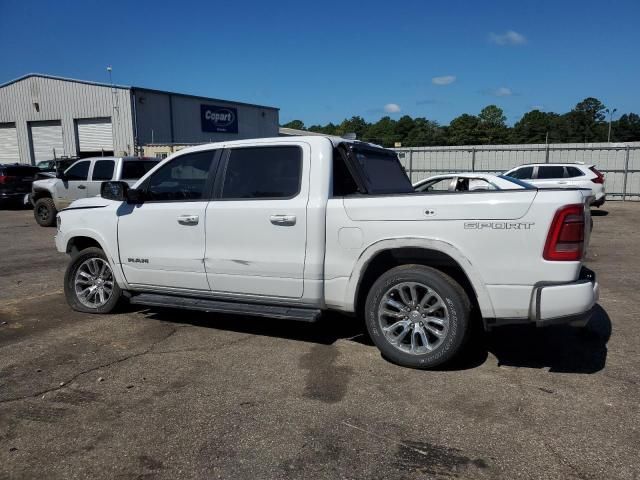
[1,0,639,126]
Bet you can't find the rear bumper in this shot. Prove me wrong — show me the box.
[485,267,599,329]
[533,267,598,326]
[591,195,606,207]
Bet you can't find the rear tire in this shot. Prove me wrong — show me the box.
[34,197,57,227]
[364,265,470,369]
[64,247,122,314]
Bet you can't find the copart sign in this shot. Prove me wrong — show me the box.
[201,104,238,133]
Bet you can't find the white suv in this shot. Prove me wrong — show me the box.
[504,163,605,207]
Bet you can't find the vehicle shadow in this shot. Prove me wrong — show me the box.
[482,304,611,373]
[590,209,609,217]
[127,303,611,374]
[131,304,372,347]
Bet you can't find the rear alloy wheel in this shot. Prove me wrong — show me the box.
[33,197,57,227]
[365,265,470,369]
[64,247,122,313]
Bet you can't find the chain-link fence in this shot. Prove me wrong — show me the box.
[393,143,640,201]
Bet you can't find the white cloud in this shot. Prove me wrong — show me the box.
[493,87,513,97]
[384,103,401,113]
[489,30,527,46]
[432,75,456,86]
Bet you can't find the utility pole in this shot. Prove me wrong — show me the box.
[107,65,120,154]
[605,107,617,143]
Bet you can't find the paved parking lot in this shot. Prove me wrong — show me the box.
[1,203,639,479]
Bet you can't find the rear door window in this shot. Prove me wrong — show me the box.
[91,160,115,181]
[537,166,566,179]
[221,146,302,199]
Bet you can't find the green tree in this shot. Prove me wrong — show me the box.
[614,113,640,141]
[405,118,444,146]
[512,110,562,143]
[363,116,398,147]
[478,105,508,143]
[282,120,306,130]
[337,116,369,139]
[574,97,607,123]
[563,97,608,142]
[447,114,481,145]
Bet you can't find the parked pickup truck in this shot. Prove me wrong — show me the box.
[31,156,158,226]
[54,137,599,368]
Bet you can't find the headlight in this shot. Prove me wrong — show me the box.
[56,215,61,231]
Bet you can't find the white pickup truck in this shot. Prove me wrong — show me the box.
[54,137,599,368]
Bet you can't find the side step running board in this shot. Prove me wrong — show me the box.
[129,293,322,323]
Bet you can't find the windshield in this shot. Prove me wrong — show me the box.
[349,145,414,194]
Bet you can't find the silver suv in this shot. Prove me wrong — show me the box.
[505,163,606,207]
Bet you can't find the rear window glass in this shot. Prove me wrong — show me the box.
[2,166,38,177]
[351,147,414,195]
[122,160,157,180]
[566,166,584,178]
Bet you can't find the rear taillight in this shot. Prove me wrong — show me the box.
[0,175,14,184]
[590,166,605,184]
[543,204,585,261]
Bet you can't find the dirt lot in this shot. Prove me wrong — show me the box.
[0,203,639,480]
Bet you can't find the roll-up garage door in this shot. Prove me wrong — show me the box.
[0,124,20,163]
[76,118,113,152]
[30,121,65,162]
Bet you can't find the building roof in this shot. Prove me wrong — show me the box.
[0,73,279,111]
[0,73,130,90]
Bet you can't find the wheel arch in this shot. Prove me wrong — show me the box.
[66,236,106,256]
[349,238,495,321]
[31,186,53,202]
[61,228,129,290]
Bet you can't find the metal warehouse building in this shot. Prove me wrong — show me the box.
[0,74,279,165]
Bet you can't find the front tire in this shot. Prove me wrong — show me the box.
[64,247,122,313]
[364,265,470,369]
[33,197,57,227]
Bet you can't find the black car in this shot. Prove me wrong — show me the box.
[0,164,40,207]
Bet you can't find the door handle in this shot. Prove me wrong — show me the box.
[558,182,568,185]
[77,185,86,189]
[177,215,199,226]
[270,214,296,226]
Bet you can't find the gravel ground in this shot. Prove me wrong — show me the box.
[0,202,638,480]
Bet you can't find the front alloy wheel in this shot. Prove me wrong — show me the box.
[74,257,115,309]
[64,247,122,313]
